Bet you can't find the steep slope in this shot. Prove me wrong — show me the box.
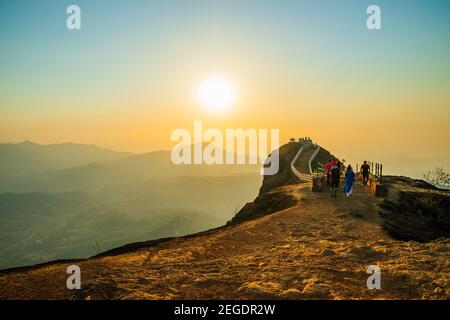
[0,143,448,300]
[232,142,332,224]
[257,142,302,195]
[378,176,450,242]
[293,145,316,174]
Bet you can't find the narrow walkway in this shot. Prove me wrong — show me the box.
[290,143,320,181]
[295,146,315,173]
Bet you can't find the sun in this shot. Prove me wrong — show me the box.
[197,77,237,113]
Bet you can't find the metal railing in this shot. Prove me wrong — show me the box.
[356,161,383,182]
[290,144,323,182]
[313,161,326,178]
[308,146,321,175]
[290,144,313,182]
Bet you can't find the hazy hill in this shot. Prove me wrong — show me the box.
[0,191,93,218]
[0,141,263,269]
[0,141,133,182]
[0,173,261,270]
[0,146,261,193]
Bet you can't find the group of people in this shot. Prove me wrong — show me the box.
[299,137,313,143]
[324,158,371,198]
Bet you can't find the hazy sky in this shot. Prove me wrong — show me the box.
[0,0,449,177]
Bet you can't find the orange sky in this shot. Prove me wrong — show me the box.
[1,1,449,178]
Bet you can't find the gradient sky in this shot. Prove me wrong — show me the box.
[0,0,449,177]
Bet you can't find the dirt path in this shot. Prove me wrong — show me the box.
[1,181,449,300]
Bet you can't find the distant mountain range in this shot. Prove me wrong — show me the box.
[0,141,133,180]
[0,141,260,193]
[0,141,262,269]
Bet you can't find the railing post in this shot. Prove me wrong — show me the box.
[380,164,383,183]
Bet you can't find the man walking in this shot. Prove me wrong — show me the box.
[330,161,341,198]
[360,161,370,186]
[325,158,336,185]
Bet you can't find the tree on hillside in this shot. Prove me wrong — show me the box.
[423,167,450,189]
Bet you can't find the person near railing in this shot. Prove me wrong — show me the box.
[330,161,341,198]
[360,161,370,186]
[325,157,335,186]
[339,161,346,179]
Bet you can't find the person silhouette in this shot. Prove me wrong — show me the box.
[361,161,370,186]
[330,161,341,198]
[344,165,355,197]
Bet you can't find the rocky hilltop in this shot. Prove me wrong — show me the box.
[0,142,449,300]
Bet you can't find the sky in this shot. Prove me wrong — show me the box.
[0,0,449,177]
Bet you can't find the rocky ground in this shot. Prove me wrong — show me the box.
[1,180,448,300]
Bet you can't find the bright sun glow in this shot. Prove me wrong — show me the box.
[197,77,237,113]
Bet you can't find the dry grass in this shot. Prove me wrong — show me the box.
[1,182,448,300]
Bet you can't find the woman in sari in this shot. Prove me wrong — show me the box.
[344,165,355,197]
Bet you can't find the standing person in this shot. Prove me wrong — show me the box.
[344,165,355,197]
[340,161,345,173]
[360,161,370,186]
[325,158,333,185]
[330,161,341,198]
